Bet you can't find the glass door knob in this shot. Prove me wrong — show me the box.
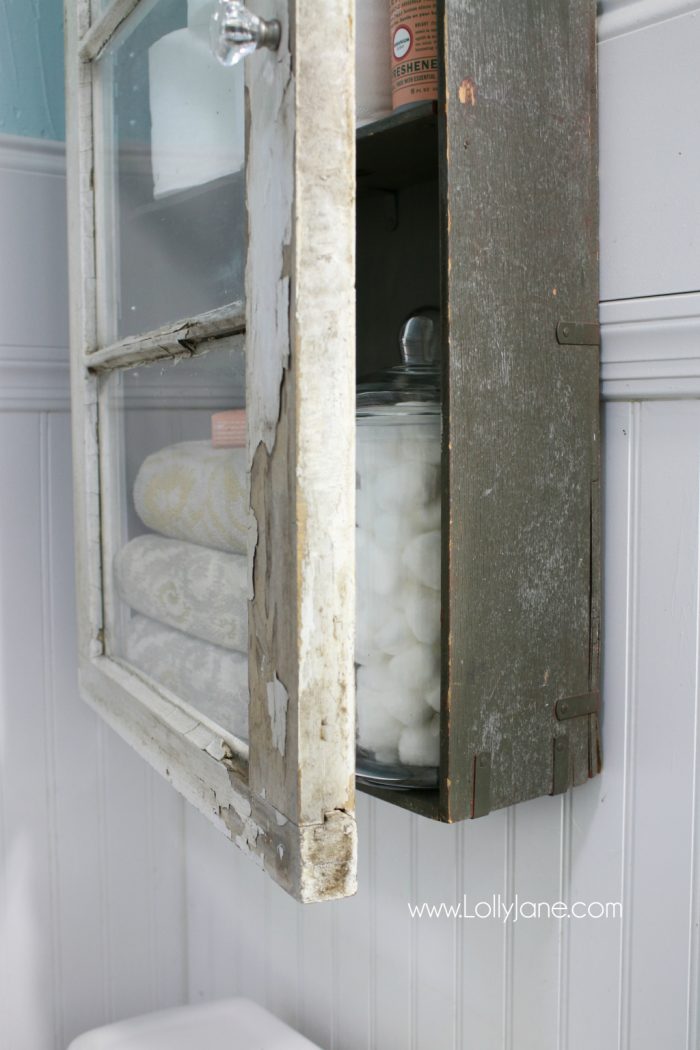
[210,1,281,66]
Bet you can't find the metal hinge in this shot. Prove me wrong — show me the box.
[551,735,570,795]
[555,690,600,721]
[471,752,491,818]
[556,321,600,347]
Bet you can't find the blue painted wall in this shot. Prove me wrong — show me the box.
[0,0,65,141]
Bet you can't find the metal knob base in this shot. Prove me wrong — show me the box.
[211,1,281,67]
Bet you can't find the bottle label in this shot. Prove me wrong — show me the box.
[390,0,438,110]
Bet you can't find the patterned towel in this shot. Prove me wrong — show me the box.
[125,613,249,741]
[133,440,249,554]
[115,535,248,653]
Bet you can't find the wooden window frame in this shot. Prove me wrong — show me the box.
[65,0,357,903]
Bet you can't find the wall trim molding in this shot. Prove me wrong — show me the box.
[601,291,700,400]
[0,348,70,411]
[0,133,66,176]
[598,0,700,42]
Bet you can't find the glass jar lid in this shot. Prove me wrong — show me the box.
[357,308,441,413]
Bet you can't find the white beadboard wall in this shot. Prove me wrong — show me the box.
[0,135,187,1050]
[3,2,700,1049]
[183,5,700,1050]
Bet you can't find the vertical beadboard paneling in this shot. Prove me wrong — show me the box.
[328,792,372,1050]
[371,797,413,1050]
[0,136,188,1050]
[0,412,56,1050]
[625,402,700,1048]
[47,409,110,1045]
[510,797,564,1050]
[185,804,241,1003]
[263,859,301,1033]
[564,402,630,1050]
[413,814,458,1049]
[459,809,509,1048]
[298,873,334,1050]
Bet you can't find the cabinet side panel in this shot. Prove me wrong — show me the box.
[439,0,600,818]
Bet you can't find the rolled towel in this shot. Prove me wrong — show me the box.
[133,440,249,554]
[115,535,247,653]
[125,613,249,741]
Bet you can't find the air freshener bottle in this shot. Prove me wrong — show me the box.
[356,309,441,789]
[390,0,439,111]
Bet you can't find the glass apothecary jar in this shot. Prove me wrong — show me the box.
[355,310,442,789]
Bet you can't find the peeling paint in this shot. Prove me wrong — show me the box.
[229,789,252,822]
[266,675,289,755]
[246,4,294,459]
[458,77,477,107]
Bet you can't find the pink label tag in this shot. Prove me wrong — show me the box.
[212,409,246,448]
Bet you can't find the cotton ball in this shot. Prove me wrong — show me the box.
[389,643,439,692]
[363,591,404,654]
[404,581,441,645]
[357,660,392,694]
[373,747,400,765]
[400,427,441,465]
[411,498,441,532]
[398,715,440,767]
[355,527,372,593]
[375,462,440,512]
[370,426,402,462]
[373,509,412,552]
[356,591,390,665]
[356,529,399,596]
[402,530,441,590]
[426,682,441,712]
[355,605,382,666]
[356,472,377,530]
[358,659,431,727]
[358,428,401,484]
[357,684,402,753]
[373,544,402,596]
[381,680,433,727]
[375,607,414,656]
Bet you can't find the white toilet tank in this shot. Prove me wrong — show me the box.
[67,998,323,1050]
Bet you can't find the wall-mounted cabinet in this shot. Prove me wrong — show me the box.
[65,0,600,903]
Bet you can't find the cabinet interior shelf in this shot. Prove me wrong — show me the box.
[356,102,438,193]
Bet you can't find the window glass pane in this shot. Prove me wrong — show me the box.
[100,346,249,741]
[94,0,245,344]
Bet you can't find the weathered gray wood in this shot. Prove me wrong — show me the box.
[438,0,600,820]
[79,0,141,61]
[87,305,245,371]
[247,0,357,830]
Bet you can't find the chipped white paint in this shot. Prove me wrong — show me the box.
[79,0,142,61]
[87,305,245,371]
[246,0,293,459]
[266,675,289,755]
[245,0,357,898]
